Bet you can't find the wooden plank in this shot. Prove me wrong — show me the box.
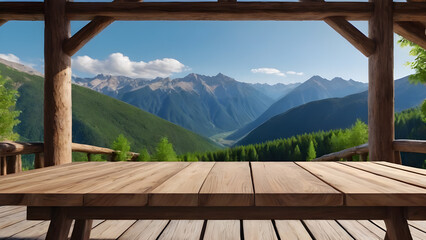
[158,220,204,240]
[368,0,394,162]
[9,221,50,240]
[0,218,42,238]
[373,220,426,240]
[199,162,253,206]
[0,211,26,229]
[297,162,426,206]
[118,220,169,240]
[204,220,240,240]
[1,2,425,21]
[303,220,353,240]
[374,161,426,176]
[274,220,312,240]
[149,162,215,206]
[409,221,426,233]
[393,140,426,154]
[90,220,136,240]
[251,162,342,206]
[357,220,386,239]
[0,206,25,218]
[338,220,382,239]
[340,162,426,188]
[85,162,189,206]
[44,0,72,167]
[0,141,43,156]
[243,220,278,240]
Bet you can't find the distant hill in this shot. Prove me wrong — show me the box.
[0,62,220,154]
[75,73,275,137]
[227,75,368,141]
[238,76,426,146]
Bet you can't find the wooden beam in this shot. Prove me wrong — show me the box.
[0,2,425,21]
[393,139,426,154]
[368,0,395,162]
[325,17,376,56]
[44,0,72,166]
[394,21,426,50]
[63,16,114,56]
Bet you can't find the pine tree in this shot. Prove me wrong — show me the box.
[137,148,151,161]
[306,140,316,161]
[293,145,302,160]
[112,134,131,161]
[0,75,20,141]
[154,137,178,161]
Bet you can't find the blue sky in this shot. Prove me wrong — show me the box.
[0,16,415,84]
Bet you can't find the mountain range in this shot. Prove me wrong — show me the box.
[237,76,426,146]
[74,73,279,137]
[0,60,219,154]
[227,75,368,141]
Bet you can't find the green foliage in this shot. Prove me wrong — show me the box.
[138,148,151,161]
[398,38,426,85]
[154,137,178,161]
[306,140,316,161]
[398,38,426,117]
[112,134,131,161]
[293,145,302,160]
[0,74,20,141]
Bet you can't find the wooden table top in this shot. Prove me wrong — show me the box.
[0,161,425,207]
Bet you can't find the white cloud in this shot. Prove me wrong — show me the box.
[251,68,286,77]
[0,53,21,63]
[72,53,187,78]
[286,71,304,76]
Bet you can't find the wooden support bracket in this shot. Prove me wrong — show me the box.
[301,0,375,57]
[0,19,7,27]
[63,16,114,56]
[394,21,426,50]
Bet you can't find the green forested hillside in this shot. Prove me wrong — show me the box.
[0,63,220,154]
[184,108,425,168]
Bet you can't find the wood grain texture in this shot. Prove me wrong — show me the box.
[203,220,240,240]
[338,220,381,239]
[393,139,426,154]
[199,162,253,206]
[118,220,169,240]
[374,161,426,176]
[394,22,426,50]
[149,162,215,206]
[45,208,72,240]
[44,0,72,167]
[244,220,278,240]
[34,153,44,169]
[384,208,413,240]
[275,220,312,240]
[251,162,342,206]
[0,141,43,156]
[70,219,92,240]
[357,220,386,239]
[368,0,394,162]
[314,143,368,161]
[158,220,204,240]
[304,220,353,240]
[84,162,189,206]
[340,161,426,188]
[373,219,426,240]
[89,220,135,240]
[0,2,425,21]
[297,162,426,206]
[0,157,6,175]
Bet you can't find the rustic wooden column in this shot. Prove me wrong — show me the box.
[44,0,72,166]
[368,0,395,162]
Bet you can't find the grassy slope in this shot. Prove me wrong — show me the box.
[0,63,220,154]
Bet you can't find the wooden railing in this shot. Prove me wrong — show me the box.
[313,139,426,162]
[0,141,139,175]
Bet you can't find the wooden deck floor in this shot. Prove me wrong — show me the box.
[1,206,425,240]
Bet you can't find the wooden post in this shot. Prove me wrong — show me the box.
[6,155,20,174]
[87,153,91,162]
[46,208,72,240]
[70,219,93,240]
[35,153,45,169]
[44,0,72,166]
[368,0,394,162]
[0,157,6,175]
[384,208,413,240]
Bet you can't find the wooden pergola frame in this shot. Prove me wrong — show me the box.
[1,0,425,166]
